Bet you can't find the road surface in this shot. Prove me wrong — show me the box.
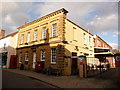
[2,70,57,88]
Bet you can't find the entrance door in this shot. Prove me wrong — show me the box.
[33,52,36,69]
[71,52,78,75]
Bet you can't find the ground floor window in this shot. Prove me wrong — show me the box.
[2,52,7,65]
[51,48,56,64]
[19,52,22,63]
[41,49,45,61]
[25,51,29,64]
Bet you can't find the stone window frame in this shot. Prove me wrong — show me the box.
[27,32,31,43]
[19,52,22,63]
[51,48,56,64]
[52,23,57,37]
[42,27,47,40]
[34,30,38,41]
[25,51,29,62]
[21,34,24,44]
[83,33,86,45]
[89,36,92,47]
[41,49,46,61]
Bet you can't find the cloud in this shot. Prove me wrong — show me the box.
[112,31,120,37]
[109,43,119,49]
[1,2,118,36]
[112,35,117,37]
[102,32,108,36]
[1,2,32,34]
[35,2,118,34]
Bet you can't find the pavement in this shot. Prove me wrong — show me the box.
[3,68,120,88]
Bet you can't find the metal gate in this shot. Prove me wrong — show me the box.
[86,57,109,77]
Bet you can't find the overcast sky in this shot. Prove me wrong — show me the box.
[0,0,119,49]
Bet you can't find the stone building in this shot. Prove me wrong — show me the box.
[17,8,94,75]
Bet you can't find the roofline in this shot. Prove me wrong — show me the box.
[17,8,68,30]
[95,35,112,49]
[66,19,94,36]
[1,31,18,39]
[0,29,5,31]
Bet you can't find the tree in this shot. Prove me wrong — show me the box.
[113,49,120,54]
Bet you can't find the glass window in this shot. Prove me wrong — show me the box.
[21,34,24,44]
[27,32,30,43]
[19,52,22,63]
[52,24,57,37]
[83,33,86,44]
[42,27,47,39]
[51,48,56,64]
[25,52,29,61]
[41,49,45,61]
[34,30,37,41]
[89,36,92,46]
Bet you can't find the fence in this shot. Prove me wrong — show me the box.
[86,57,109,77]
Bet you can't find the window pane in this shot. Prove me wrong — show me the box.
[21,34,24,44]
[25,52,29,61]
[41,49,45,61]
[27,32,30,42]
[42,27,46,39]
[52,24,57,37]
[19,52,22,63]
[34,30,37,41]
[51,48,56,63]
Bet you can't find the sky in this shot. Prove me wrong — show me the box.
[0,0,119,50]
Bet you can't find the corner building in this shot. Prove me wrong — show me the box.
[17,8,94,75]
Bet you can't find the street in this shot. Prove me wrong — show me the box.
[2,70,57,88]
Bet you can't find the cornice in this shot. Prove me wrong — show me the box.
[17,8,68,30]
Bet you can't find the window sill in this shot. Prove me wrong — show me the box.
[19,43,24,45]
[40,38,47,41]
[84,44,87,46]
[50,36,58,39]
[90,46,92,48]
[51,62,56,65]
[31,40,38,43]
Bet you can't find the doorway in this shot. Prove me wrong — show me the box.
[33,52,36,69]
[71,52,78,75]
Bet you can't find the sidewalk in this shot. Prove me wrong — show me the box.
[3,68,119,88]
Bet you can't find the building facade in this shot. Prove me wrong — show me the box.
[17,8,94,75]
[94,35,115,68]
[0,31,18,68]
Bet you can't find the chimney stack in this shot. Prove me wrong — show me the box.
[0,30,5,39]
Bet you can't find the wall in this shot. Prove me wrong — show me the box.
[6,33,18,68]
[17,9,67,49]
[94,35,112,49]
[64,19,94,75]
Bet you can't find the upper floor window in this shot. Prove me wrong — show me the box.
[27,32,30,43]
[52,24,57,37]
[21,34,24,44]
[89,36,92,46]
[19,52,22,63]
[42,27,47,39]
[41,49,46,61]
[83,33,86,44]
[51,48,56,64]
[34,30,38,41]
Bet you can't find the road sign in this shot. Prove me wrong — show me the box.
[114,55,120,67]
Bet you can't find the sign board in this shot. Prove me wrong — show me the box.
[80,61,83,65]
[114,55,120,67]
[71,56,78,58]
